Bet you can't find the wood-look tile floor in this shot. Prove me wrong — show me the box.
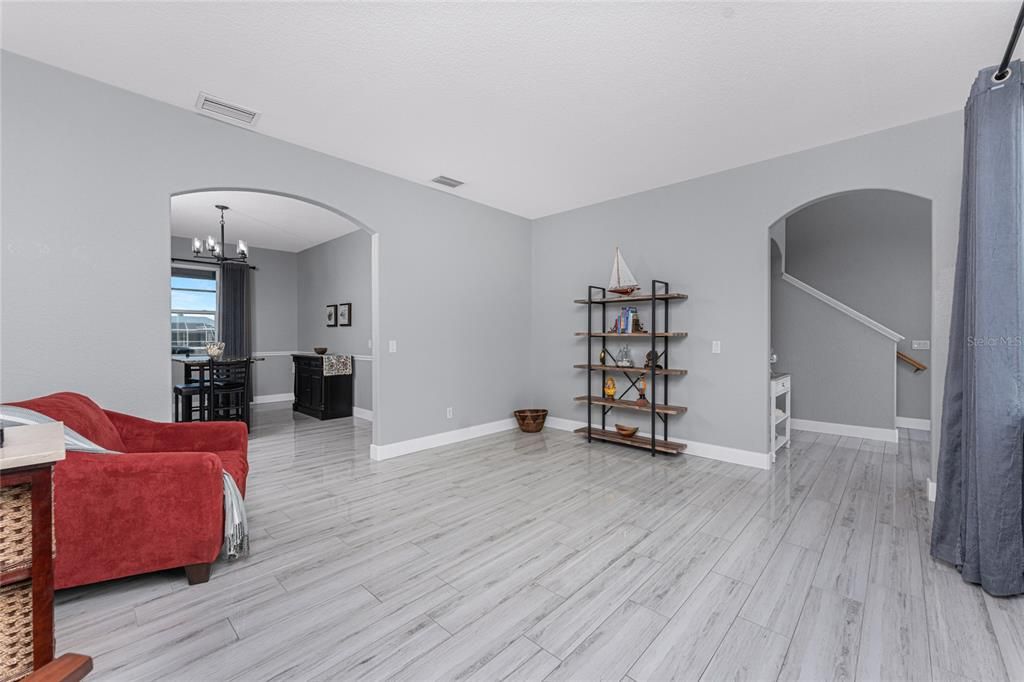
[55,404,1024,681]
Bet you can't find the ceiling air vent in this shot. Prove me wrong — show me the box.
[195,92,260,126]
[431,175,464,189]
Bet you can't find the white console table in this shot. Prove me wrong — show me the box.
[770,373,791,462]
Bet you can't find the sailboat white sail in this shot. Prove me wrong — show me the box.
[608,247,640,295]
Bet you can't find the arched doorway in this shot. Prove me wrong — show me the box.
[169,188,381,447]
[766,189,932,453]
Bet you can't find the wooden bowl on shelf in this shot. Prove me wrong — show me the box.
[614,424,639,438]
[313,347,328,355]
[513,409,548,433]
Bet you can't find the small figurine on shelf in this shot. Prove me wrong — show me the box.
[636,373,649,406]
[598,348,607,366]
[603,377,617,400]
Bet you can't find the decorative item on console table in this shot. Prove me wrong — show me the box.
[576,280,690,456]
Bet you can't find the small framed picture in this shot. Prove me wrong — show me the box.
[325,304,338,327]
[337,303,352,327]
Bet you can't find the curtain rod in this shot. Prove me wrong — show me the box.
[171,257,258,271]
[995,0,1024,81]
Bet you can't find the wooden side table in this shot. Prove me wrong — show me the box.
[1,423,65,681]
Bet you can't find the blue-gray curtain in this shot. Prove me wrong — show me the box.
[931,61,1024,596]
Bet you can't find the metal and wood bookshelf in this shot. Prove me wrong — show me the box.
[576,280,689,456]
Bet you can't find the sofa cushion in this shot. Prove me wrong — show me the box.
[9,392,127,452]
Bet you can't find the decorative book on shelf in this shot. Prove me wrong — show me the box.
[575,280,689,456]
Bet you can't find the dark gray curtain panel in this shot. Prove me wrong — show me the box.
[931,61,1024,596]
[220,262,251,360]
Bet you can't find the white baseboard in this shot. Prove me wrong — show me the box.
[352,406,373,422]
[896,416,931,431]
[790,418,898,443]
[545,416,586,432]
[927,478,936,502]
[251,393,293,405]
[369,418,516,461]
[544,417,770,470]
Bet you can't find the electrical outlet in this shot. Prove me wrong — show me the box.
[712,340,721,354]
[388,340,397,353]
[912,340,931,350]
[446,407,454,419]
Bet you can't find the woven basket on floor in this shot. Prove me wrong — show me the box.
[513,409,548,433]
[0,485,33,575]
[0,581,33,682]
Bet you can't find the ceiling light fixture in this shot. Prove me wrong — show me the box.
[189,205,248,264]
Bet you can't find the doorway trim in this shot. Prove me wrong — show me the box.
[169,187,382,448]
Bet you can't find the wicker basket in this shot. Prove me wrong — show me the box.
[513,409,548,433]
[0,581,33,682]
[0,485,33,575]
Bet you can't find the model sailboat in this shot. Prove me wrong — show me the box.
[608,247,640,295]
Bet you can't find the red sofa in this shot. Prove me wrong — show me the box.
[7,392,248,589]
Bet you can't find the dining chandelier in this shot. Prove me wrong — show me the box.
[190,204,248,264]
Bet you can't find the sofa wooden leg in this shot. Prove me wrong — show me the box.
[184,563,212,585]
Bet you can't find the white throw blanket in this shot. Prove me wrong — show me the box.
[1,405,249,561]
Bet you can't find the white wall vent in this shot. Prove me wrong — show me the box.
[431,175,464,188]
[195,92,260,126]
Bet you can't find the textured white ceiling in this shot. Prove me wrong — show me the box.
[171,190,360,253]
[3,2,1019,218]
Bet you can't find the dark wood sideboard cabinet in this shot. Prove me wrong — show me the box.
[291,354,353,420]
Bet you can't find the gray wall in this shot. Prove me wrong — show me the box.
[784,191,932,420]
[1,52,533,447]
[771,268,896,429]
[297,230,373,412]
[531,110,961,464]
[297,231,371,357]
[171,236,298,398]
[2,52,964,473]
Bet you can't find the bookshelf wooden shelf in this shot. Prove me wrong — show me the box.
[572,427,687,455]
[574,396,687,415]
[574,332,688,338]
[573,292,688,305]
[576,278,689,457]
[573,364,688,376]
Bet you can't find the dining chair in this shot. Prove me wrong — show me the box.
[200,359,250,427]
[173,363,209,423]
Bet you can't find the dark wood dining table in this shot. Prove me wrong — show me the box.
[171,355,263,421]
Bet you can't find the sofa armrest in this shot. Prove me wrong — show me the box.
[54,450,225,588]
[104,409,248,453]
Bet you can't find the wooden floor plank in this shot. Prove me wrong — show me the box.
[50,408,1018,682]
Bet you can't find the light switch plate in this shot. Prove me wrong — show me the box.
[388,340,397,353]
[712,340,721,354]
[912,340,931,350]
